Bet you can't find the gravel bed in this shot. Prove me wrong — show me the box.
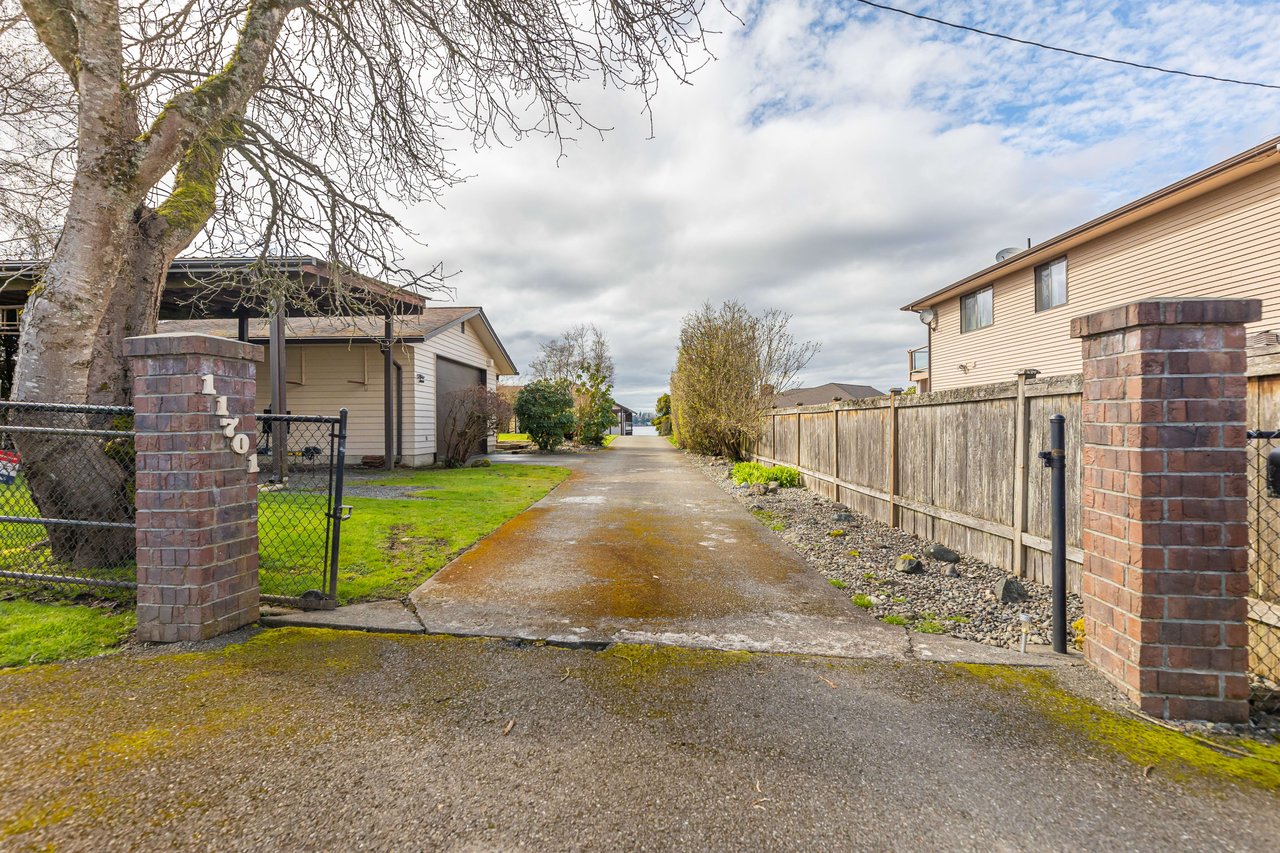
[690,454,1084,651]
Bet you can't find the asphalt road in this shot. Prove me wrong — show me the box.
[1,629,1276,851]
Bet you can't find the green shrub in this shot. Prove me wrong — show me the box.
[914,620,945,634]
[730,461,801,488]
[827,578,847,589]
[851,594,874,609]
[514,380,576,451]
[882,615,908,626]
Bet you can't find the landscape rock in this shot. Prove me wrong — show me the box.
[994,577,1029,603]
[942,565,960,578]
[766,481,780,495]
[925,544,961,563]
[896,555,924,574]
[469,458,492,468]
[747,483,768,496]
[687,452,1083,652]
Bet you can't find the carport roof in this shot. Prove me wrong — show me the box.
[160,307,519,376]
[0,255,427,316]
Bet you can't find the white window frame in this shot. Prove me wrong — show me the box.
[960,286,994,333]
[1035,257,1068,312]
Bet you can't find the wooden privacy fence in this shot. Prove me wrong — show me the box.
[754,373,1087,593]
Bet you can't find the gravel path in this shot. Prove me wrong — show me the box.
[690,454,1084,651]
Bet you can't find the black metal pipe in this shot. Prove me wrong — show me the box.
[383,317,394,470]
[328,408,349,601]
[393,359,404,464]
[1044,414,1068,654]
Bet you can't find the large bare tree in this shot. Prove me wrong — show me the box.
[0,0,709,564]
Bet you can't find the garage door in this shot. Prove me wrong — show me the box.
[436,356,487,459]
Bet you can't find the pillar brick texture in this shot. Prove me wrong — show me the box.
[126,332,263,643]
[1070,298,1261,722]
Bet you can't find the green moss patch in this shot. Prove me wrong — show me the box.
[956,664,1280,791]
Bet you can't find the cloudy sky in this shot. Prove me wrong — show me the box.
[402,0,1280,414]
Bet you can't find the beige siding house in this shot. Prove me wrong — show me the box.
[163,307,517,465]
[903,135,1280,391]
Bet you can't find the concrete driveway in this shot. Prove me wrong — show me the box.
[411,437,1032,665]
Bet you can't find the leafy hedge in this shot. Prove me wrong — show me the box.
[731,461,801,488]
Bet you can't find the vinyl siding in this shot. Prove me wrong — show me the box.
[416,320,500,457]
[928,161,1280,391]
[256,342,419,462]
[254,319,502,465]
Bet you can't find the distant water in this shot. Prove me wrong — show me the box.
[631,425,658,436]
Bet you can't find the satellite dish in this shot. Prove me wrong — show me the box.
[996,247,1022,262]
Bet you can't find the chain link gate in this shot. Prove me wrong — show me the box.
[1247,429,1280,714]
[256,410,349,609]
[0,401,137,599]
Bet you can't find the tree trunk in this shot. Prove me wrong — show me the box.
[85,210,181,407]
[13,190,214,570]
[10,172,138,569]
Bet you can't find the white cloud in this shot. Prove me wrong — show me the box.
[399,0,1280,412]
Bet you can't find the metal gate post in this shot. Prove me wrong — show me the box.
[328,408,350,600]
[1040,414,1068,654]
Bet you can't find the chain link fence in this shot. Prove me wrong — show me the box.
[257,411,348,609]
[1247,430,1280,716]
[0,401,137,601]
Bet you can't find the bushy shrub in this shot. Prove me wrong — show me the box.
[731,461,801,488]
[514,380,576,452]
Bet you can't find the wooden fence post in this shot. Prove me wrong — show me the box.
[832,407,840,505]
[1011,368,1040,578]
[889,387,902,528]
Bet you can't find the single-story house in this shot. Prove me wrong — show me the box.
[902,134,1280,392]
[0,256,517,466]
[772,383,884,407]
[162,309,518,466]
[609,403,634,436]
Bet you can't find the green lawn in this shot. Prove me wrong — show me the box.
[331,463,569,601]
[0,600,134,668]
[0,463,569,611]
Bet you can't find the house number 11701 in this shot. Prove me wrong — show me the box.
[200,373,260,474]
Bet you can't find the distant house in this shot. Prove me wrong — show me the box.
[902,134,1280,392]
[162,309,518,466]
[772,383,884,408]
[609,403,634,436]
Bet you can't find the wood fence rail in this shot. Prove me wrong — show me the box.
[753,373,1085,592]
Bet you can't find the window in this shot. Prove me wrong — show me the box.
[960,287,993,333]
[1035,257,1068,311]
[910,346,929,372]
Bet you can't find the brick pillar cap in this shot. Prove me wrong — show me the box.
[125,332,263,362]
[1070,298,1262,339]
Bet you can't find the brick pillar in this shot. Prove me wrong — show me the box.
[127,333,262,643]
[1070,298,1260,722]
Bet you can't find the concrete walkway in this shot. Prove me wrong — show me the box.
[410,436,1035,664]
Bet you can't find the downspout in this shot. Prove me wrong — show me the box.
[393,358,404,465]
[383,316,394,471]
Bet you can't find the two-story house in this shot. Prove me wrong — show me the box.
[903,135,1280,391]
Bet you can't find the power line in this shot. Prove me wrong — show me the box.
[851,0,1280,91]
